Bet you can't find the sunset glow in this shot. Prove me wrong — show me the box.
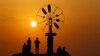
[0,0,100,56]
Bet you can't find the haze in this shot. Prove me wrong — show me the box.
[0,0,100,56]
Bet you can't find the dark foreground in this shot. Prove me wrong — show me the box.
[12,38,70,56]
[13,53,69,56]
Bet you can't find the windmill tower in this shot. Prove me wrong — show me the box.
[36,4,64,56]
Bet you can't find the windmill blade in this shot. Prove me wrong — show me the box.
[56,19,60,22]
[54,23,59,29]
[48,4,51,13]
[42,8,47,14]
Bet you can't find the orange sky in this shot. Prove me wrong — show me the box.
[0,0,100,56]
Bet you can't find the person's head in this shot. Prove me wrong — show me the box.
[28,37,30,40]
[63,47,65,49]
[62,47,66,51]
[36,37,38,40]
[58,46,61,49]
[23,43,26,46]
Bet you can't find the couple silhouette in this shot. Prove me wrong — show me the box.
[57,46,70,56]
[22,37,40,54]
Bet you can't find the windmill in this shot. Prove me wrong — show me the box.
[36,4,64,56]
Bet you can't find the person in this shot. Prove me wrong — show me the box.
[34,37,40,54]
[22,43,27,54]
[62,47,70,56]
[27,37,32,53]
[57,46,62,56]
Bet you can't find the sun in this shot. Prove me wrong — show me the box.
[30,21,37,27]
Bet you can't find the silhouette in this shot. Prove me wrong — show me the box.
[57,46,62,56]
[13,37,33,56]
[34,37,40,54]
[27,37,32,53]
[62,47,70,56]
[12,37,70,56]
[22,37,32,54]
[22,43,27,54]
[12,4,70,56]
[57,46,70,56]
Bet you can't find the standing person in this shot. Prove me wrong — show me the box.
[22,43,27,54]
[57,46,62,56]
[62,47,70,56]
[34,37,40,54]
[27,37,32,53]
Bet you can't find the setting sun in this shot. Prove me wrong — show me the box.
[30,21,37,27]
